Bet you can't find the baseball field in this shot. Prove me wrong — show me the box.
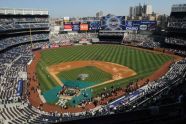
[36,44,172,103]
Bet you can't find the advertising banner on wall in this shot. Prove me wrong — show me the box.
[126,21,133,27]
[126,20,157,31]
[139,25,148,30]
[89,21,101,30]
[126,21,139,31]
[140,21,157,31]
[80,23,88,31]
[126,26,139,30]
[147,21,157,31]
[72,22,80,31]
[64,24,72,31]
[132,20,141,26]
[72,24,80,31]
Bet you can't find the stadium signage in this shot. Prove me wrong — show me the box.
[141,20,156,24]
[140,25,148,30]
[126,21,133,27]
[126,20,157,31]
[72,24,80,31]
[16,80,23,96]
[80,24,88,31]
[108,18,120,28]
[101,16,126,31]
[64,24,72,31]
[126,27,138,31]
[90,21,101,30]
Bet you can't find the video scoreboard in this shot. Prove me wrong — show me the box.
[101,15,126,31]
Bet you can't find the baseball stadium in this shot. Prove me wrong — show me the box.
[0,1,186,124]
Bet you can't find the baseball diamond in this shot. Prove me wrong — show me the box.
[36,44,173,105]
[49,61,136,88]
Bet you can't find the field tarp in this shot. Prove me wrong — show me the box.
[43,86,62,104]
[62,80,96,89]
[68,88,92,107]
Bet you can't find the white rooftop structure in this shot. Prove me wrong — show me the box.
[146,4,153,15]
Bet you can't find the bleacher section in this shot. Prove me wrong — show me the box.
[166,4,186,46]
[0,34,48,51]
[0,43,47,104]
[50,33,98,45]
[0,8,52,124]
[0,8,49,34]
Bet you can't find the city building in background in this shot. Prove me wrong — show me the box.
[96,11,103,18]
[129,3,153,20]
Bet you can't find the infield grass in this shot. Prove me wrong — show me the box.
[57,66,112,83]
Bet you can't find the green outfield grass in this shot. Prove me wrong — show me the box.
[37,45,172,95]
[57,66,112,83]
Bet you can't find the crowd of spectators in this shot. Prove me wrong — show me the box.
[0,42,48,105]
[165,37,186,46]
[124,34,149,42]
[0,14,61,123]
[50,33,98,45]
[0,34,49,51]
[138,37,186,56]
[124,34,186,56]
[124,34,160,48]
[168,18,186,29]
[0,17,49,31]
[0,99,66,123]
[165,48,186,56]
[137,39,160,48]
[0,41,61,123]
[109,58,186,111]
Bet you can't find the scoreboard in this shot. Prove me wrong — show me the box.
[101,15,126,31]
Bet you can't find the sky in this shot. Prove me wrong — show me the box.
[0,0,185,17]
